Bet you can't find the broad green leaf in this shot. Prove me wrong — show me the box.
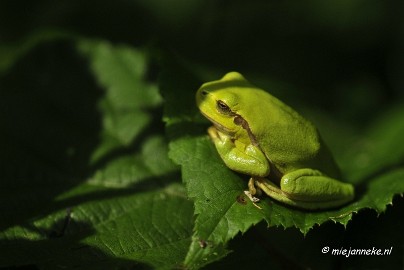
[77,39,162,163]
[0,182,193,270]
[160,61,404,269]
[0,37,192,269]
[88,136,179,188]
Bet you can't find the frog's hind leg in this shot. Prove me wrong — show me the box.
[279,169,354,206]
[254,169,354,210]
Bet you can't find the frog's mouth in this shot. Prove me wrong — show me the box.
[200,111,235,136]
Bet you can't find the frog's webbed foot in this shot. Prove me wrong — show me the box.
[243,178,262,209]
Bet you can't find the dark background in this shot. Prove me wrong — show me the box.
[1,1,403,120]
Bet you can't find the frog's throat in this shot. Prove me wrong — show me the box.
[201,110,259,147]
[200,111,236,135]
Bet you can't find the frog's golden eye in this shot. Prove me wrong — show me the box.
[216,100,231,114]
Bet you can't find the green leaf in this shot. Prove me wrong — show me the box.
[0,182,193,270]
[160,61,404,269]
[77,39,162,163]
[88,136,179,188]
[0,37,192,269]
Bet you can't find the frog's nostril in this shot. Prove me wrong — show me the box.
[201,90,208,96]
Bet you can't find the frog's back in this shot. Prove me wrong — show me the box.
[236,88,340,178]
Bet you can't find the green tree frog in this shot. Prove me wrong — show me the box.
[196,72,354,210]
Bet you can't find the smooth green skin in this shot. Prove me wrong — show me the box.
[196,72,354,210]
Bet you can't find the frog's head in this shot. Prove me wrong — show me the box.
[196,72,251,135]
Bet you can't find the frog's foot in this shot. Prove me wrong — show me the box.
[244,190,262,209]
[248,177,262,197]
[244,177,263,208]
[244,190,260,203]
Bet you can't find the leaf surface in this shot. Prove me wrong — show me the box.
[0,38,192,270]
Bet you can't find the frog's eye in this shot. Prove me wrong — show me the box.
[216,100,232,115]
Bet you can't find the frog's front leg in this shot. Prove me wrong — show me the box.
[208,126,270,177]
[253,169,354,210]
